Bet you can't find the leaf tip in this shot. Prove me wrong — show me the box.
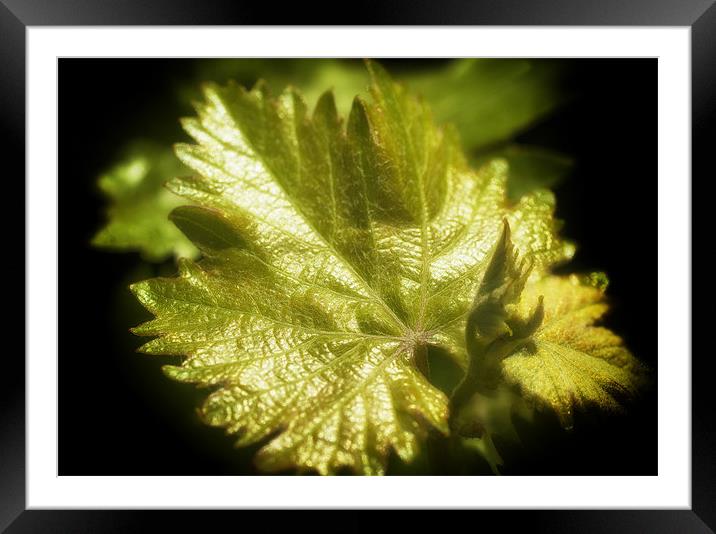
[161,364,185,381]
[364,58,391,82]
[198,80,221,99]
[314,89,338,121]
[90,229,109,247]
[128,280,143,297]
[346,95,371,137]
[128,280,158,313]
[500,217,511,239]
[580,271,610,292]
[487,157,510,176]
[132,340,149,353]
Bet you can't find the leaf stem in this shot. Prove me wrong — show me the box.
[448,312,488,430]
[414,342,431,380]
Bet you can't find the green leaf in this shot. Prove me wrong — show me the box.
[451,224,641,472]
[408,59,563,150]
[179,59,368,120]
[502,274,646,428]
[457,384,535,475]
[181,58,563,153]
[131,61,573,475]
[463,433,504,475]
[449,221,546,413]
[92,142,198,261]
[447,222,542,473]
[100,60,563,264]
[472,144,574,201]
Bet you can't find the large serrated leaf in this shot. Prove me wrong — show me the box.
[131,62,574,475]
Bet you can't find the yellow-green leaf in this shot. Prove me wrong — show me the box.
[408,58,563,151]
[502,274,645,428]
[472,144,574,201]
[131,62,573,475]
[182,59,563,153]
[92,142,198,261]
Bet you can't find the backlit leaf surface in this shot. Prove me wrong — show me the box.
[98,59,564,263]
[131,63,574,474]
[502,274,644,428]
[451,226,641,471]
[184,58,563,152]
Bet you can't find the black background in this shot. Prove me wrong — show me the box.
[58,58,656,476]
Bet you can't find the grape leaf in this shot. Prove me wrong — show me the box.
[92,142,198,261]
[130,61,573,475]
[182,58,563,153]
[458,385,535,474]
[450,222,641,472]
[408,58,563,151]
[471,144,574,201]
[96,59,563,263]
[446,220,542,473]
[179,58,368,121]
[502,273,645,428]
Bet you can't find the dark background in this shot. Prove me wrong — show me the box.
[58,58,656,476]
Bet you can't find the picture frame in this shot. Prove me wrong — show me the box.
[4,0,707,530]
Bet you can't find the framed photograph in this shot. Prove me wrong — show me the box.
[4,0,707,530]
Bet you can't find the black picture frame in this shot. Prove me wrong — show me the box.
[3,0,707,531]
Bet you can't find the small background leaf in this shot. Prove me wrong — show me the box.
[472,144,574,201]
[92,141,198,261]
[408,58,563,150]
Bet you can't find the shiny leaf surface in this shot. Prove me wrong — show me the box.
[131,62,573,474]
[453,225,641,471]
[182,58,563,152]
